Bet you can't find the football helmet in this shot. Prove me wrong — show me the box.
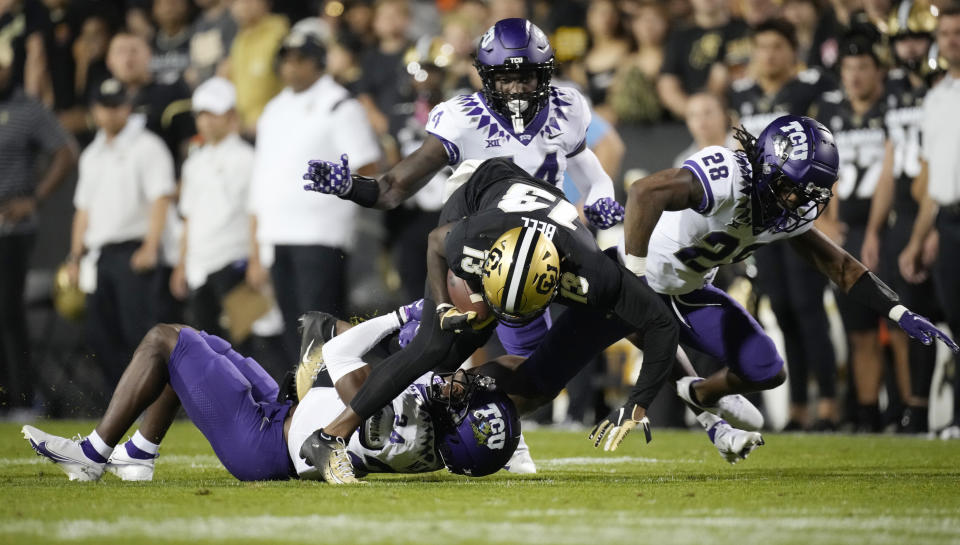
[430,371,521,477]
[742,115,839,233]
[884,1,943,76]
[53,263,84,321]
[481,227,560,327]
[474,18,555,130]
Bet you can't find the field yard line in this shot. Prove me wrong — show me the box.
[2,513,958,545]
[538,456,702,466]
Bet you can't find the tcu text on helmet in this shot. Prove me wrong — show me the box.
[473,403,507,449]
[777,120,810,160]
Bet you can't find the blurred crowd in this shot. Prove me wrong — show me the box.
[1,0,958,437]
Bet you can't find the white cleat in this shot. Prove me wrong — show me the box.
[709,420,764,464]
[677,376,764,431]
[106,443,157,481]
[22,425,105,481]
[504,434,536,474]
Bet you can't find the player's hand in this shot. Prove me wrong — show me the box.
[398,318,420,348]
[896,308,960,352]
[303,154,353,196]
[860,230,880,271]
[583,197,625,230]
[436,303,476,333]
[588,402,651,452]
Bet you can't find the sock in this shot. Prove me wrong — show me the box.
[696,411,722,431]
[129,430,160,456]
[82,430,113,463]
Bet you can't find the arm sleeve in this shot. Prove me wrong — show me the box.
[566,147,616,206]
[348,298,489,419]
[610,264,680,409]
[322,313,402,384]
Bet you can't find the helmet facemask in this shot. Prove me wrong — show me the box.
[755,165,832,233]
[428,369,497,428]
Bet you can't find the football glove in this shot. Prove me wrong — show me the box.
[895,307,960,352]
[398,319,420,348]
[588,402,651,452]
[583,197,625,230]
[303,154,353,196]
[436,303,476,333]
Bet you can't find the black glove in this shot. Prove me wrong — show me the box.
[436,303,476,333]
[588,402,651,452]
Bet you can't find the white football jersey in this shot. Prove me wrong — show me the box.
[627,146,816,295]
[426,86,591,188]
[287,373,443,477]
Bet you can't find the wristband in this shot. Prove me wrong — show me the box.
[888,304,908,322]
[622,254,646,276]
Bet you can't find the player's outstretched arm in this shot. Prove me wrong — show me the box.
[623,167,704,274]
[302,137,449,210]
[791,229,959,352]
[566,148,624,230]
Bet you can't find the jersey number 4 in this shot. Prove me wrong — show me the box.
[497,182,579,231]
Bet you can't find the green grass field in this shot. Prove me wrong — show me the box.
[1,421,959,545]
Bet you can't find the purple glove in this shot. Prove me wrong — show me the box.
[398,319,420,348]
[402,299,424,322]
[583,197,625,230]
[303,153,353,196]
[898,309,959,352]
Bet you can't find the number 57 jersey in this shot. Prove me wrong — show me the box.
[638,145,817,295]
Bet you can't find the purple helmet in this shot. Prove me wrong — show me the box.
[747,114,839,233]
[474,18,555,128]
[429,371,520,477]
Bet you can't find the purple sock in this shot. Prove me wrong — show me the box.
[80,439,108,463]
[123,441,157,460]
[706,420,728,443]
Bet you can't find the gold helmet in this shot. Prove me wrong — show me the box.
[481,227,560,326]
[885,0,938,38]
[53,263,85,321]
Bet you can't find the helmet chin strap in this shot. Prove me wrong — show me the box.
[507,97,529,133]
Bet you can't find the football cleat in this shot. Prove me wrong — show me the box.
[676,376,764,431]
[22,425,105,481]
[105,441,157,481]
[503,433,536,474]
[299,430,362,484]
[295,312,340,401]
[706,419,765,464]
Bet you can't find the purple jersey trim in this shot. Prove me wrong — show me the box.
[682,159,715,214]
[565,138,587,158]
[426,132,461,166]
[477,92,551,146]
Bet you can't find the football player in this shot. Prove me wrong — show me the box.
[21,309,521,484]
[302,17,624,360]
[860,0,943,432]
[728,19,839,431]
[617,114,957,432]
[299,157,776,484]
[810,37,893,431]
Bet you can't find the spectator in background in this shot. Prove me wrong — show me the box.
[861,0,942,434]
[0,40,76,417]
[185,0,237,88]
[729,20,838,431]
[170,77,254,341]
[106,31,194,167]
[439,10,484,94]
[68,78,175,385]
[672,91,728,166]
[1,0,53,104]
[54,11,115,138]
[609,0,669,124]
[812,38,888,432]
[782,0,822,69]
[125,2,156,43]
[356,0,413,161]
[151,0,194,85]
[325,30,365,95]
[657,0,748,118]
[246,30,380,360]
[576,0,631,121]
[228,0,288,136]
[487,0,525,23]
[900,6,960,439]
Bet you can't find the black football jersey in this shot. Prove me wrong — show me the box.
[811,90,888,227]
[728,68,835,137]
[884,69,927,217]
[439,158,625,313]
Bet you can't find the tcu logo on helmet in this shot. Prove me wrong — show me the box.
[776,121,810,161]
[470,403,507,449]
[480,27,495,48]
